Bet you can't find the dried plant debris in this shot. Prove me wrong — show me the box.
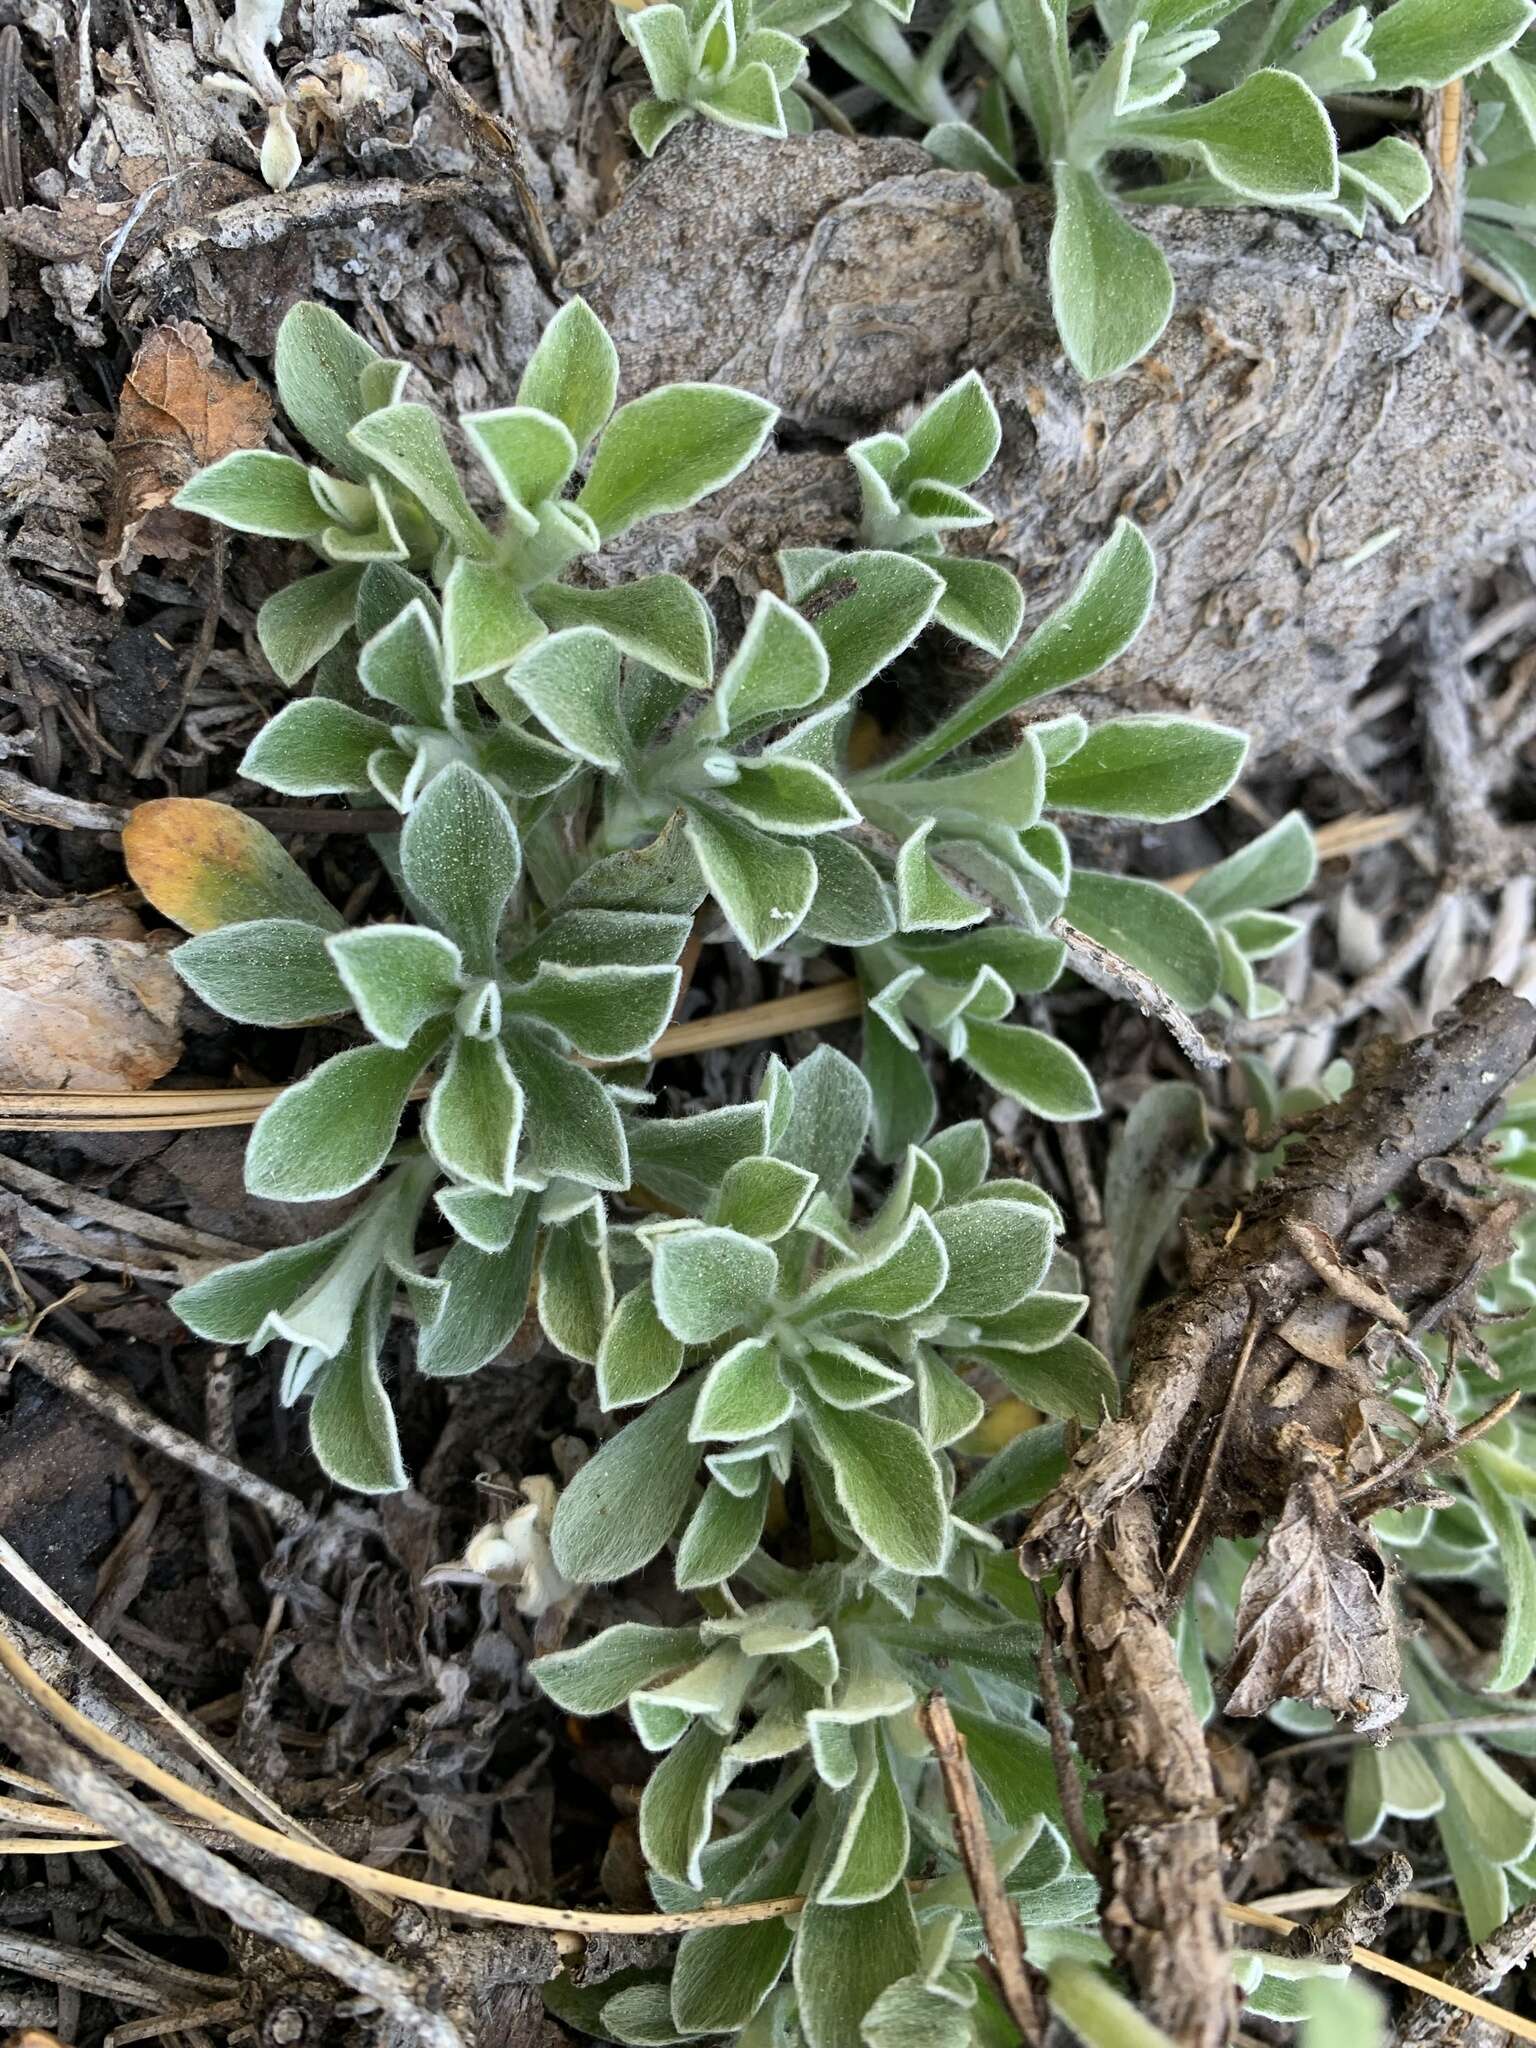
[1222,1471,1405,1735]
[99,322,273,603]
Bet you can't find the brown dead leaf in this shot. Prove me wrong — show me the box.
[98,321,271,604]
[0,898,184,1090]
[1276,1293,1361,1370]
[1284,1218,1409,1331]
[1222,1471,1405,1737]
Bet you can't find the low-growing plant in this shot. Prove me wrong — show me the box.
[614,0,1530,380]
[617,0,850,151]
[533,1046,1353,2045]
[129,298,1318,1490]
[1466,36,1536,310]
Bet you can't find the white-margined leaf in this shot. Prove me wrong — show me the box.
[651,1227,780,1344]
[691,1337,794,1441]
[516,298,620,454]
[540,1208,615,1364]
[241,698,392,796]
[1045,715,1246,821]
[426,1034,524,1193]
[416,1216,538,1377]
[934,1196,1053,1316]
[596,1284,686,1409]
[502,1023,630,1191]
[684,803,817,956]
[504,626,629,771]
[1066,869,1221,1010]
[577,383,778,539]
[257,566,363,684]
[552,1376,700,1582]
[245,1023,446,1202]
[531,575,717,689]
[961,1019,1100,1121]
[440,558,546,685]
[348,403,494,560]
[399,762,522,975]
[886,520,1156,773]
[328,925,462,1047]
[274,302,391,479]
[174,450,331,539]
[174,919,350,1026]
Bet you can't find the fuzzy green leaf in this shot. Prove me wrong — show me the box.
[552,1377,700,1582]
[651,1227,780,1344]
[506,626,629,771]
[1185,810,1315,920]
[1049,165,1175,383]
[793,1881,921,2048]
[241,698,391,797]
[775,1043,874,1194]
[685,804,817,956]
[691,1336,793,1441]
[516,299,619,454]
[577,383,778,539]
[175,450,330,539]
[640,1720,730,1889]
[502,1024,630,1191]
[531,575,716,689]
[348,403,494,559]
[934,1196,1054,1317]
[174,919,350,1027]
[426,1035,524,1193]
[1046,715,1246,820]
[715,755,859,837]
[399,762,522,976]
[533,1623,701,1716]
[274,303,391,479]
[1366,0,1534,91]
[676,1471,770,1588]
[596,1284,686,1409]
[713,591,829,734]
[245,1027,442,1203]
[962,1019,1100,1121]
[1066,870,1221,1010]
[258,566,363,685]
[440,558,546,684]
[1121,69,1338,205]
[888,520,1156,773]
[328,926,462,1048]
[540,1211,615,1365]
[416,1218,538,1377]
[307,1299,406,1493]
[802,1392,947,1573]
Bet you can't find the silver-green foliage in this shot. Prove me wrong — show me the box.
[538,1044,1115,2045]
[1465,37,1536,312]
[816,0,1531,379]
[156,302,1307,1494]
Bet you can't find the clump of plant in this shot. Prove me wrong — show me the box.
[132,299,1312,1494]
[648,0,1530,380]
[533,1046,1353,2045]
[174,296,777,695]
[616,0,855,151]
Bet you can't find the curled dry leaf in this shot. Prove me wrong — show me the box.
[0,898,183,1090]
[98,322,272,604]
[1222,1471,1406,1737]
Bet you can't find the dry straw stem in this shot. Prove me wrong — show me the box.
[0,1620,1531,2041]
[0,809,1412,1135]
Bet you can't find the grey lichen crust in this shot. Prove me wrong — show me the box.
[572,125,1536,761]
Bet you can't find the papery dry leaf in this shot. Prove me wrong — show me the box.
[0,899,184,1090]
[1284,1217,1409,1330]
[1276,1293,1360,1369]
[1222,1471,1405,1736]
[98,321,272,604]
